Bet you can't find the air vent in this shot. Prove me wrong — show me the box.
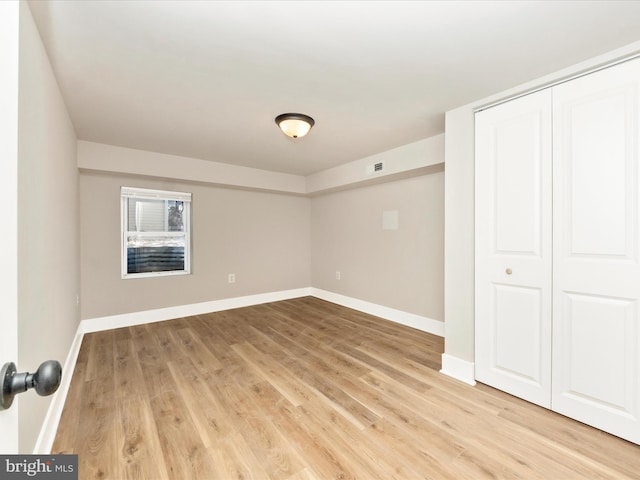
[366,162,384,176]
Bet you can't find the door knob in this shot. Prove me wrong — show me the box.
[0,360,62,410]
[506,268,513,275]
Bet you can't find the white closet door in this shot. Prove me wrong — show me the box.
[552,58,640,444]
[475,90,553,408]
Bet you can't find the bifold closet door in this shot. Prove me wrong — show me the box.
[552,58,640,444]
[475,89,553,408]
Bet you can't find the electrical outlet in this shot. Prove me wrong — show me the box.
[336,271,341,280]
[228,273,235,284]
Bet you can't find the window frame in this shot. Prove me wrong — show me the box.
[121,186,192,279]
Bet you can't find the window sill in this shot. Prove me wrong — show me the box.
[121,270,191,280]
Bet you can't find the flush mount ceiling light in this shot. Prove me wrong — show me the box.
[275,113,315,139]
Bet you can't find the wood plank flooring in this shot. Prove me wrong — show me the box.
[53,297,640,479]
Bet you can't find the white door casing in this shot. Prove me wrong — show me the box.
[475,89,553,408]
[0,0,21,453]
[552,58,640,444]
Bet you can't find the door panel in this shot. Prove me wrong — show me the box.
[492,284,543,384]
[475,89,553,408]
[494,112,544,256]
[561,293,635,410]
[552,58,640,444]
[566,89,634,258]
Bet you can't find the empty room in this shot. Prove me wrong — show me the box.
[2,1,640,478]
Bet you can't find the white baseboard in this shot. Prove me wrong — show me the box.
[81,287,312,333]
[33,325,84,454]
[310,288,444,337]
[440,353,476,386]
[35,286,444,452]
[34,287,311,452]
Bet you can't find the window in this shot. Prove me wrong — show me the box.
[121,187,191,278]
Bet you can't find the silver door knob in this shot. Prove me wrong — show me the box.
[506,268,512,275]
[1,360,62,410]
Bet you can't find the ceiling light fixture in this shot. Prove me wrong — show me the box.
[275,113,315,139]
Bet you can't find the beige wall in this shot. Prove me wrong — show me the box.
[79,135,444,197]
[443,106,475,361]
[17,2,79,453]
[78,141,307,194]
[80,172,311,319]
[311,171,444,322]
[306,135,444,194]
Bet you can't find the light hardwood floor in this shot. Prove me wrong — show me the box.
[53,297,640,479]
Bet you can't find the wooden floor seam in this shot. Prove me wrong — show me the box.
[53,297,640,479]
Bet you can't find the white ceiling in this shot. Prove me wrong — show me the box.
[29,1,640,176]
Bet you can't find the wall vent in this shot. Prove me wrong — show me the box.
[366,162,384,175]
